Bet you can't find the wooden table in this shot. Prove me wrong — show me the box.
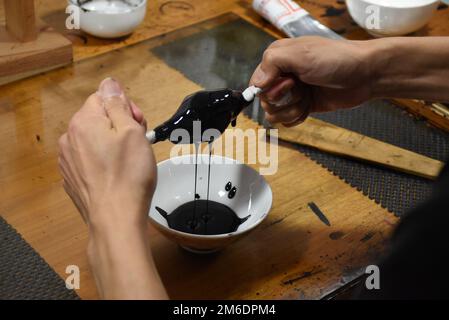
[2,0,448,128]
[2,0,445,300]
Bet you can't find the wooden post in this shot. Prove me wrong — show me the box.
[0,0,73,85]
[4,0,38,42]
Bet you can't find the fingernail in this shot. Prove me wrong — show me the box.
[253,68,266,85]
[274,90,293,107]
[99,77,122,98]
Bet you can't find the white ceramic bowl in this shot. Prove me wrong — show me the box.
[69,0,147,39]
[346,0,439,37]
[149,155,272,253]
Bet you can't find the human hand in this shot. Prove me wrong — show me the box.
[58,77,156,236]
[58,78,168,299]
[250,36,375,126]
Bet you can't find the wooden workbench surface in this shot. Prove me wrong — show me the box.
[2,0,444,299]
[1,0,446,63]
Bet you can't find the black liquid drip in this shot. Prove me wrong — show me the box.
[191,142,200,230]
[205,140,213,234]
[151,88,251,144]
[156,201,250,235]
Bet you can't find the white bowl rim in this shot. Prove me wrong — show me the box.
[149,154,273,240]
[68,0,147,14]
[357,0,439,9]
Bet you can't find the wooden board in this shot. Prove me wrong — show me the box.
[0,0,73,85]
[272,118,444,180]
[0,18,397,299]
[395,99,449,132]
[0,23,73,85]
[4,0,37,41]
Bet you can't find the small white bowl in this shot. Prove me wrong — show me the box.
[149,155,272,254]
[346,0,439,37]
[69,0,147,39]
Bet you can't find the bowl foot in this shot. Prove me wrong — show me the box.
[180,245,221,254]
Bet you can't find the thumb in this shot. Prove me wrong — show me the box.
[250,63,280,90]
[250,47,298,89]
[98,78,134,129]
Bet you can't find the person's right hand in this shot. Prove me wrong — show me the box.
[249,36,375,127]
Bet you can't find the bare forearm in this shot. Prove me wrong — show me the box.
[369,37,449,102]
[87,204,168,300]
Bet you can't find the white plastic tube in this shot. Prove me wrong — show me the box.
[253,0,342,40]
[242,85,262,102]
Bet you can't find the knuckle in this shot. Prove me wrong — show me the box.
[290,106,303,118]
[120,123,141,137]
[262,49,276,64]
[269,39,288,48]
[290,105,300,115]
[68,115,81,135]
[279,39,290,45]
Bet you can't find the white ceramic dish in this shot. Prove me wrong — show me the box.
[346,0,440,37]
[69,0,147,39]
[149,155,273,253]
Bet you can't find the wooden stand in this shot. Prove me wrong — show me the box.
[0,0,72,86]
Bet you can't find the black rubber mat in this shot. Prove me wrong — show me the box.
[303,102,449,215]
[0,216,79,300]
[152,17,449,217]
